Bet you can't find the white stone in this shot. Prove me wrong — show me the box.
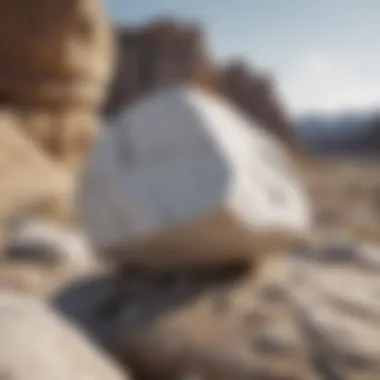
[0,290,128,380]
[5,219,93,267]
[77,85,311,267]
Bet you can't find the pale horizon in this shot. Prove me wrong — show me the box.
[107,0,380,118]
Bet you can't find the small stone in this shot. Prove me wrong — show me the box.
[4,219,93,267]
[251,332,295,356]
[320,241,360,264]
[260,284,288,303]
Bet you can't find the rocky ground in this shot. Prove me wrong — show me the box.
[303,158,380,243]
[0,2,379,380]
[0,157,380,380]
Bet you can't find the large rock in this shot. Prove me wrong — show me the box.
[101,263,314,380]
[3,109,99,167]
[78,85,310,268]
[0,113,72,224]
[4,219,93,267]
[0,290,128,380]
[0,0,114,165]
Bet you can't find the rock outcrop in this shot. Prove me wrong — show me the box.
[78,86,310,269]
[0,0,114,165]
[4,109,100,167]
[0,290,128,380]
[220,60,297,146]
[0,113,72,226]
[54,238,380,380]
[104,19,216,117]
[4,219,93,267]
[104,19,295,146]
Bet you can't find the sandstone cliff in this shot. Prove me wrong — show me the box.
[0,0,114,165]
[0,112,72,227]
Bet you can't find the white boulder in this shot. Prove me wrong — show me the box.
[77,85,311,268]
[0,290,128,380]
[5,219,93,267]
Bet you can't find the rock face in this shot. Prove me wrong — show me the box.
[104,19,215,117]
[105,263,313,380]
[104,19,295,146]
[220,60,297,146]
[21,110,99,165]
[0,113,71,225]
[0,0,114,165]
[0,0,113,108]
[3,109,100,167]
[78,86,310,268]
[0,290,128,380]
[53,239,380,380]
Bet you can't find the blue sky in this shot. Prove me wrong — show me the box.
[107,0,380,116]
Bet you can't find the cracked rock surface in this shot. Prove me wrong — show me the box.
[53,238,380,380]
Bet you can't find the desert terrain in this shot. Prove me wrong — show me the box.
[0,1,380,380]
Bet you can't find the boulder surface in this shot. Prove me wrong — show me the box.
[0,290,128,380]
[0,114,71,224]
[0,0,114,165]
[78,85,310,268]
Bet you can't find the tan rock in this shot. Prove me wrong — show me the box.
[98,263,313,380]
[0,0,113,165]
[0,290,129,380]
[0,254,106,299]
[0,112,72,225]
[86,241,380,380]
[14,108,99,167]
[0,0,114,109]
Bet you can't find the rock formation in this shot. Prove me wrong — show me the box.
[104,19,295,146]
[54,237,380,380]
[0,113,72,226]
[0,0,114,165]
[220,60,297,146]
[0,290,128,380]
[78,86,310,269]
[4,219,93,267]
